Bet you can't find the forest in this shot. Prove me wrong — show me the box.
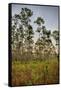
[11,7,59,86]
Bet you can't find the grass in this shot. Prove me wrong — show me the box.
[11,57,59,86]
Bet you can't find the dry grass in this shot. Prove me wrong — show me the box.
[11,57,59,86]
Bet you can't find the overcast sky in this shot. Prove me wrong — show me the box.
[12,4,59,43]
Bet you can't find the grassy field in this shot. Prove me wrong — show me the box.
[11,57,59,86]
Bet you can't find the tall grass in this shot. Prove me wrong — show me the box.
[11,57,59,86]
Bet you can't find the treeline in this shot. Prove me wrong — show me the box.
[11,7,59,61]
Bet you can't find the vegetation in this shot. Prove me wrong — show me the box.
[11,7,59,86]
[12,57,59,86]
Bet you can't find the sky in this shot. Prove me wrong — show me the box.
[11,4,59,43]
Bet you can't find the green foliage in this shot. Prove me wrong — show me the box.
[34,17,44,25]
[52,30,59,45]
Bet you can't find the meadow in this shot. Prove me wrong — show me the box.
[11,57,59,86]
